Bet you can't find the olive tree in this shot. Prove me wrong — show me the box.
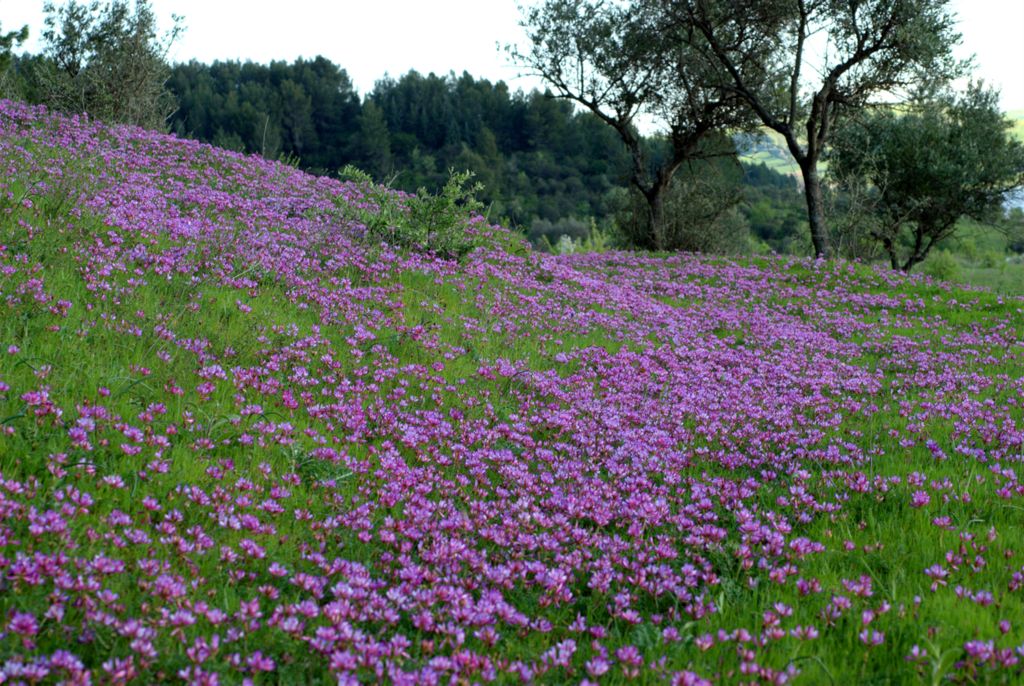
[513,0,759,251]
[829,85,1024,272]
[38,0,183,129]
[671,0,965,258]
[0,23,29,74]
[0,22,29,96]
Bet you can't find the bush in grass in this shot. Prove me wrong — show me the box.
[922,249,961,281]
[339,165,486,260]
[526,217,591,248]
[538,219,617,255]
[979,250,1004,269]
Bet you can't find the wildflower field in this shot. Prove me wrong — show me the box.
[1,100,1024,685]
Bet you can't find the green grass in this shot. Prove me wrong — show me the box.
[958,261,1024,295]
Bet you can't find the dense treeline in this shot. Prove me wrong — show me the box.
[167,58,361,175]
[167,61,636,227]
[740,162,808,254]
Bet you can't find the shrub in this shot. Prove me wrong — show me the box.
[34,0,183,130]
[339,165,486,260]
[958,237,979,264]
[542,221,616,255]
[979,250,1004,269]
[609,174,751,255]
[0,22,28,89]
[922,249,961,282]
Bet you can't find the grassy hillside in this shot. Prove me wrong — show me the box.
[740,108,1024,177]
[2,100,1024,684]
[739,130,802,177]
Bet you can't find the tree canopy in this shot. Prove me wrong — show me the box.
[513,0,758,250]
[5,11,808,255]
[658,0,965,257]
[0,22,29,80]
[36,0,183,129]
[830,85,1024,272]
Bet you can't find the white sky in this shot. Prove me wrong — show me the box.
[2,0,1022,111]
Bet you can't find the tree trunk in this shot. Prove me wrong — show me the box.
[901,251,927,273]
[882,238,899,271]
[650,196,664,252]
[799,161,832,259]
[900,228,927,272]
[645,182,670,252]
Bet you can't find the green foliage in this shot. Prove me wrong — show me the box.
[957,236,979,263]
[830,84,1024,272]
[676,0,966,258]
[163,61,810,256]
[351,101,393,181]
[959,260,1024,295]
[739,161,808,254]
[339,166,486,260]
[30,0,183,129]
[612,154,751,254]
[164,64,632,228]
[168,57,361,173]
[1004,208,1024,254]
[539,220,616,254]
[7,36,826,259]
[921,249,961,281]
[0,22,29,86]
[367,71,632,223]
[513,0,757,250]
[978,250,1003,269]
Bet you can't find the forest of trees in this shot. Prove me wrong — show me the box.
[167,62,634,224]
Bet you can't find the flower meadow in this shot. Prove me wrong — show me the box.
[1,100,1024,685]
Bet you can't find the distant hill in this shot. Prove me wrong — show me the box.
[737,130,801,178]
[738,108,1024,181]
[1008,109,1024,141]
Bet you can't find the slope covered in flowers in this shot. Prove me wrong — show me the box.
[1,99,1024,684]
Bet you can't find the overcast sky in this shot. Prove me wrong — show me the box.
[4,0,1023,111]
